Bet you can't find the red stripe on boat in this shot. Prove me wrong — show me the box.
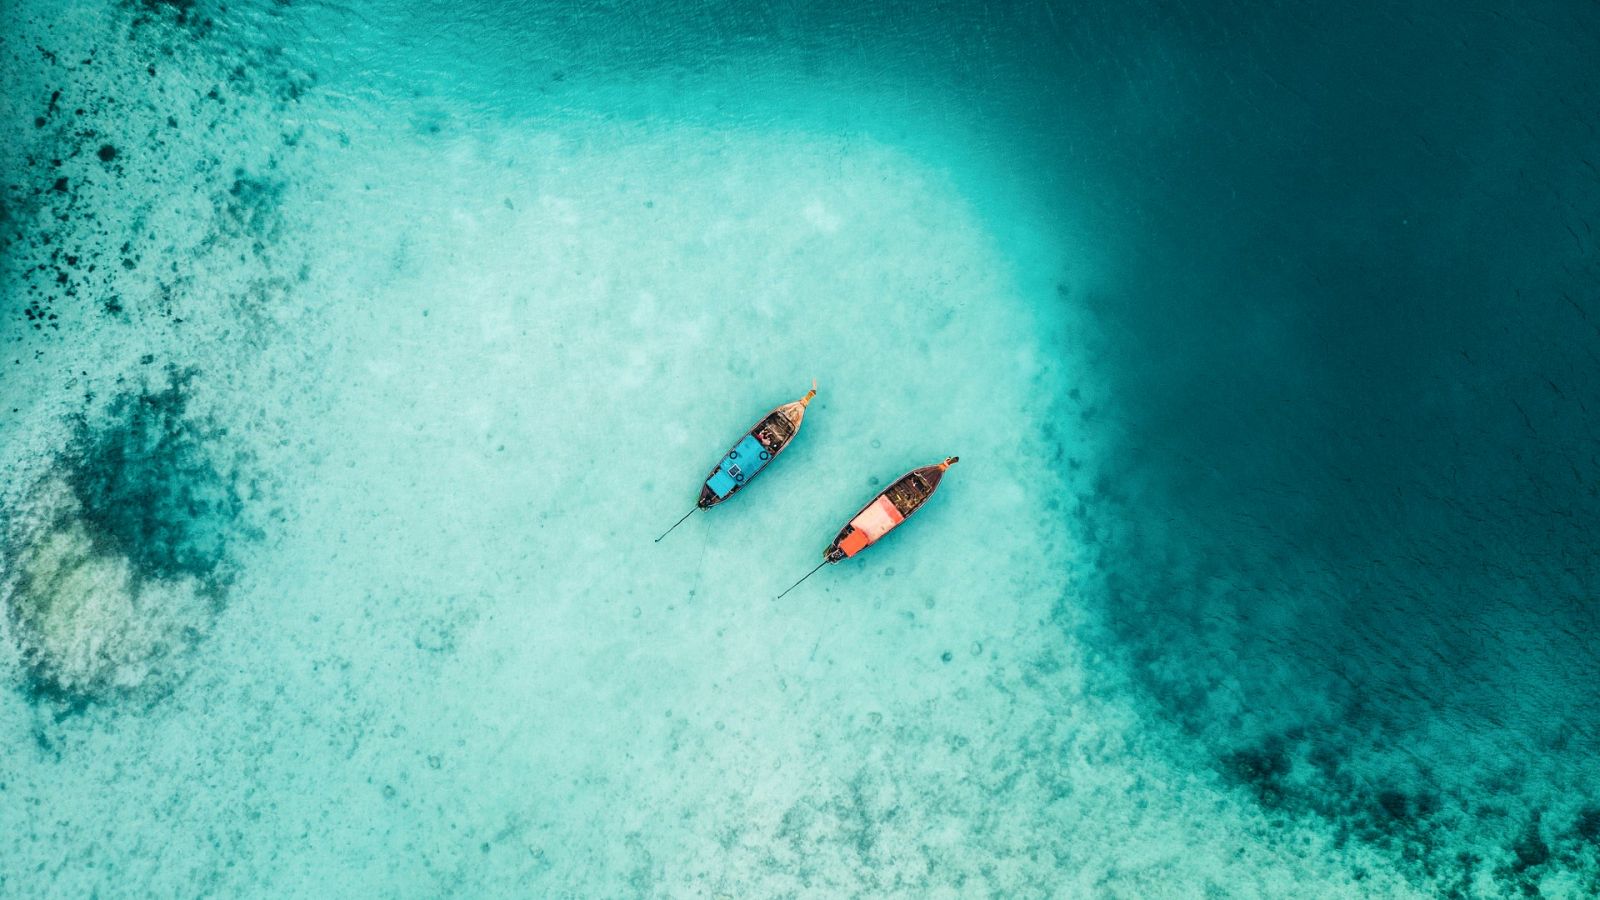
[838,529,871,557]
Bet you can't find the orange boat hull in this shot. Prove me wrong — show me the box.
[826,457,957,562]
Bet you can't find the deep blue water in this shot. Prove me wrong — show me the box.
[3,0,1599,895]
[1054,4,1600,895]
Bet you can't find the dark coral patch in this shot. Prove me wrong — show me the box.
[219,171,285,247]
[1220,738,1291,807]
[2,368,254,706]
[63,366,243,585]
[1575,807,1600,844]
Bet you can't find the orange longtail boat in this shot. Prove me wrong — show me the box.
[776,456,959,599]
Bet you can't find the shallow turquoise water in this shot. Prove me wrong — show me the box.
[3,0,1599,896]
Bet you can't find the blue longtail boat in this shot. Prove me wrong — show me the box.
[655,382,817,542]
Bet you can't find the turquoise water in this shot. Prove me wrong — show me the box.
[3,0,1599,896]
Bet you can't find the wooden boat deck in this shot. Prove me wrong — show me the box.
[758,411,796,448]
[884,472,934,516]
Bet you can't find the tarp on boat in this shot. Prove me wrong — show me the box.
[705,434,773,499]
[839,495,905,556]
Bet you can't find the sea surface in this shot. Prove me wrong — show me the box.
[3,1,1599,896]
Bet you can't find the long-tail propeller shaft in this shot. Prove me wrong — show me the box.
[775,559,827,600]
[654,507,698,543]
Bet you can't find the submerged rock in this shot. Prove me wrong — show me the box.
[2,368,248,705]
[6,479,218,700]
[64,367,241,583]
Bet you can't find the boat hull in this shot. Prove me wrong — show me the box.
[826,458,957,560]
[698,393,814,509]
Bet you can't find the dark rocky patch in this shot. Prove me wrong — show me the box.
[62,366,243,585]
[2,367,256,706]
[128,0,215,39]
[218,170,285,249]
[1574,807,1600,844]
[1374,789,1406,818]
[1511,814,1550,872]
[1220,738,1291,807]
[1198,725,1560,890]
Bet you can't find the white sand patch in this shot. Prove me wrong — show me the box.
[802,199,843,233]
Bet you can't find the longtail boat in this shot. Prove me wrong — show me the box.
[776,457,959,598]
[655,382,818,542]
